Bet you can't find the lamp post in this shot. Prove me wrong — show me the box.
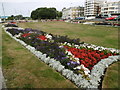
[2,2,5,21]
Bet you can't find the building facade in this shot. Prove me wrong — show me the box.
[62,6,84,19]
[101,1,120,17]
[84,0,105,17]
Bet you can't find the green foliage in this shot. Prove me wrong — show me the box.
[31,7,62,20]
[7,15,29,20]
[56,11,62,19]
[7,15,14,20]
[14,15,23,20]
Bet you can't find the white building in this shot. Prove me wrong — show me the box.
[0,18,1,22]
[101,1,120,17]
[84,0,105,18]
[62,6,84,19]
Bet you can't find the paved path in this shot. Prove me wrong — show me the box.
[0,67,7,89]
[0,24,7,89]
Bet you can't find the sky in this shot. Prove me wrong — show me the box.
[0,0,120,17]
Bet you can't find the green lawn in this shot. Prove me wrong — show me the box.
[2,21,119,88]
[18,21,119,49]
[1,24,76,88]
[18,21,119,88]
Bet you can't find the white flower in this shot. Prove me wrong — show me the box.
[67,43,71,46]
[63,42,67,45]
[46,34,52,39]
[67,51,73,56]
[77,61,80,64]
[14,33,22,38]
[75,45,79,48]
[81,64,90,74]
[59,45,64,48]
[74,57,79,61]
[87,46,91,48]
[74,66,81,70]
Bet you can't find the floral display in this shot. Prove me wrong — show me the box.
[36,35,47,40]
[21,33,31,37]
[4,23,18,27]
[4,24,120,89]
[64,45,117,70]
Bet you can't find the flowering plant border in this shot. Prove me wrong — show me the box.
[3,26,120,89]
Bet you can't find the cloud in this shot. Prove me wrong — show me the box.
[1,0,119,17]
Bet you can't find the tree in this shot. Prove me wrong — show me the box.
[7,15,24,20]
[31,7,62,20]
[14,15,23,20]
[31,10,38,20]
[7,15,14,20]
[56,11,62,19]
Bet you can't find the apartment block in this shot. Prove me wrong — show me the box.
[62,6,84,19]
[84,0,104,17]
[101,1,120,17]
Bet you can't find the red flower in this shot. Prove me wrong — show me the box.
[37,35,47,40]
[64,45,118,70]
[21,33,31,37]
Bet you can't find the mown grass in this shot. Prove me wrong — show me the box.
[18,21,119,49]
[18,21,119,88]
[1,25,76,88]
[102,62,119,88]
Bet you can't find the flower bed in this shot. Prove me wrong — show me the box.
[4,23,18,27]
[4,25,120,89]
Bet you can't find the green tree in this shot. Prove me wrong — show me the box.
[7,15,14,20]
[31,7,62,20]
[14,15,23,20]
[7,15,25,20]
[56,11,62,19]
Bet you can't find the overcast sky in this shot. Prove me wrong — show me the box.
[0,0,120,17]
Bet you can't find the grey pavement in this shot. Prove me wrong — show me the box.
[0,67,7,89]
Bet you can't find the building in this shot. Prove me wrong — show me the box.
[62,6,84,19]
[101,1,120,17]
[84,0,105,18]
[0,16,9,19]
[0,18,1,22]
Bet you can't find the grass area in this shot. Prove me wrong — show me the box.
[2,21,119,88]
[1,25,76,88]
[102,62,119,88]
[18,21,119,88]
[18,21,119,49]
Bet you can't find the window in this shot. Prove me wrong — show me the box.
[109,7,115,9]
[104,8,108,10]
[109,11,114,13]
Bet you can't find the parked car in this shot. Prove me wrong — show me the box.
[75,17,85,20]
[113,23,120,26]
[9,21,17,24]
[83,22,95,25]
[95,22,112,25]
[105,16,118,20]
[113,15,120,21]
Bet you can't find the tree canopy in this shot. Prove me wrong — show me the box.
[31,7,62,20]
[7,15,30,20]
